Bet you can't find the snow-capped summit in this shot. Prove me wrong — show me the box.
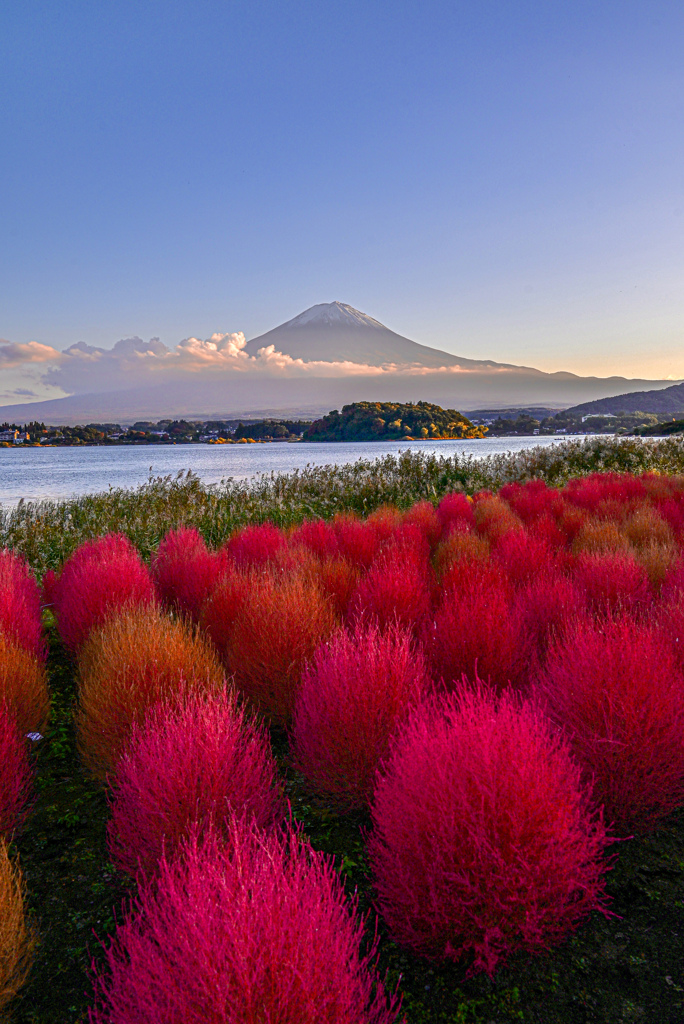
[244,301,481,368]
[284,302,388,331]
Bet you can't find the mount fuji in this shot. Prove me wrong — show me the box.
[0,301,680,424]
[244,301,512,370]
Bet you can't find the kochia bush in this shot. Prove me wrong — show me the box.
[0,842,33,1012]
[0,708,33,839]
[291,623,429,811]
[90,822,402,1024]
[0,549,45,661]
[209,573,335,725]
[367,687,610,976]
[108,693,284,878]
[426,569,527,691]
[538,617,684,833]
[349,550,432,634]
[0,635,50,736]
[151,528,228,621]
[76,606,227,780]
[49,534,155,652]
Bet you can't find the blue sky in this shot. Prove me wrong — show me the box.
[1,0,683,401]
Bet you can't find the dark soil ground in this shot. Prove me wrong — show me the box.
[10,627,684,1024]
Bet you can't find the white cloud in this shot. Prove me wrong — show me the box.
[0,339,62,368]
[4,329,519,398]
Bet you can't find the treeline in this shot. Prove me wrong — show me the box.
[304,402,485,441]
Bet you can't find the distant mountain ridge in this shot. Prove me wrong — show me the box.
[563,382,684,418]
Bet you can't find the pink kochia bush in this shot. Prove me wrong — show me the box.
[90,822,402,1024]
[0,550,45,660]
[367,687,610,977]
[0,708,33,839]
[107,693,284,879]
[48,535,155,652]
[538,617,684,833]
[291,623,429,811]
[151,528,228,621]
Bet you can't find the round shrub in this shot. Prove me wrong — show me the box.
[90,822,401,1024]
[225,522,284,568]
[210,572,335,725]
[349,549,432,634]
[426,568,528,691]
[0,842,33,1012]
[538,617,684,833]
[151,528,228,621]
[0,707,33,839]
[572,551,652,618]
[291,623,429,811]
[108,692,284,878]
[0,549,45,661]
[367,687,610,976]
[50,534,156,652]
[76,606,227,780]
[0,634,50,736]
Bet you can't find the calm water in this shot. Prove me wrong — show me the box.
[0,436,568,507]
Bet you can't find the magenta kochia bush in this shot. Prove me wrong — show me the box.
[0,708,33,839]
[367,687,610,977]
[49,535,155,652]
[291,623,429,811]
[538,617,684,833]
[151,528,228,621]
[108,693,284,879]
[0,550,45,660]
[90,822,402,1024]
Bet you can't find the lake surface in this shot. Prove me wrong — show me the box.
[0,436,569,506]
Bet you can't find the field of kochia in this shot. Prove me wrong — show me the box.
[4,438,684,1022]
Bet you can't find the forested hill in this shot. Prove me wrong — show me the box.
[304,401,486,441]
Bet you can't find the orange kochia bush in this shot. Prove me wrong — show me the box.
[0,634,50,737]
[76,606,227,780]
[0,842,33,1013]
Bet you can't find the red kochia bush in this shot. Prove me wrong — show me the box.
[291,623,429,811]
[151,528,228,621]
[0,708,33,839]
[90,822,402,1024]
[493,530,554,587]
[349,550,432,633]
[426,569,528,691]
[0,550,45,661]
[573,551,652,618]
[108,693,284,879]
[515,571,586,665]
[50,535,155,652]
[225,522,284,568]
[367,687,610,976]
[436,492,474,534]
[401,500,442,548]
[332,514,383,567]
[538,618,684,833]
[210,573,336,725]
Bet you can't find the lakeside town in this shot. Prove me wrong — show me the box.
[1,403,681,448]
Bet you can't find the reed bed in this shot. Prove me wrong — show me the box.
[3,435,684,577]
